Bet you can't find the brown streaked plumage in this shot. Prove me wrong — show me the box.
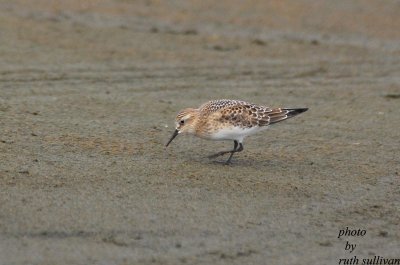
[166,99,308,164]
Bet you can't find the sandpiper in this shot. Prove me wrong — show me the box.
[166,99,308,164]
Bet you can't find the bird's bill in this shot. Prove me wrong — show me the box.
[165,129,179,147]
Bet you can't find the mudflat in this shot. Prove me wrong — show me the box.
[0,1,399,264]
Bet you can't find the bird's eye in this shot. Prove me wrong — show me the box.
[180,120,185,125]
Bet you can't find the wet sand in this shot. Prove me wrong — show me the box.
[0,1,399,264]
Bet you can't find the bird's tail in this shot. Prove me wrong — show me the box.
[269,108,308,124]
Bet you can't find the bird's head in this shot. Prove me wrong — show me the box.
[165,108,198,147]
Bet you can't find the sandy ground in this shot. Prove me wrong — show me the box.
[1,1,400,264]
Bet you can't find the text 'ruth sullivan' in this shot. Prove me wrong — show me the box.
[339,256,400,265]
[337,228,399,265]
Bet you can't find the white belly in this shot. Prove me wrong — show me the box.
[209,126,267,142]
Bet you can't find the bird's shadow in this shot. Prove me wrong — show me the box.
[203,153,275,167]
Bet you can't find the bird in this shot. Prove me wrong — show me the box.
[166,99,308,164]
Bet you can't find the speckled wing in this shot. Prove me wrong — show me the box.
[203,101,267,127]
[200,99,293,128]
[199,99,250,113]
[269,108,295,123]
[219,103,276,128]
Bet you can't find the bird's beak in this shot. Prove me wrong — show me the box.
[165,129,179,147]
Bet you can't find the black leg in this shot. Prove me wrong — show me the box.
[224,143,243,165]
[208,140,238,159]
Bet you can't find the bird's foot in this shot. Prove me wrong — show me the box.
[224,159,233,165]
